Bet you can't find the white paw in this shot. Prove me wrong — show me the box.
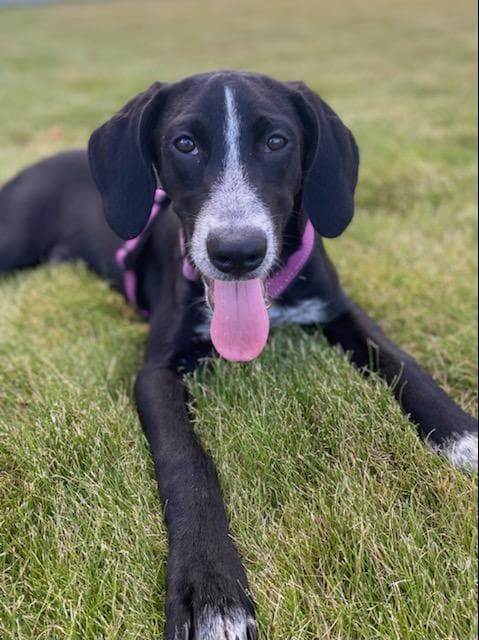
[195,606,258,639]
[439,432,478,472]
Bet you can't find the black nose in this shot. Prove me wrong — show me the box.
[207,230,267,276]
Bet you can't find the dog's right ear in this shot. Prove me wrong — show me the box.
[88,82,168,239]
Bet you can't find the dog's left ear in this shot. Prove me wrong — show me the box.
[88,82,168,239]
[288,82,359,238]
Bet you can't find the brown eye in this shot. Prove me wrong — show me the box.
[266,135,287,151]
[174,136,197,154]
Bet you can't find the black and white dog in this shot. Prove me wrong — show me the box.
[1,71,477,639]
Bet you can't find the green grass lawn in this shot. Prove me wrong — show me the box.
[0,0,477,638]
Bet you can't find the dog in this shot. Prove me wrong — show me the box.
[1,70,477,639]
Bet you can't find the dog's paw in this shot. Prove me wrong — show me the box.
[168,604,258,640]
[438,431,478,473]
[172,605,258,639]
[165,562,258,640]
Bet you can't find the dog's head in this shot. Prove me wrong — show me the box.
[89,71,358,271]
[88,71,359,360]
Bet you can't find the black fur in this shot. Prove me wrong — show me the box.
[1,70,476,639]
[289,81,359,237]
[89,82,168,239]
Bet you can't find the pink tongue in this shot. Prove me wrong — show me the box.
[210,279,270,362]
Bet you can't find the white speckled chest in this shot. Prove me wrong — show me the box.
[193,296,335,342]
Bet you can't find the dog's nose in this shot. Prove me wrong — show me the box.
[207,230,267,276]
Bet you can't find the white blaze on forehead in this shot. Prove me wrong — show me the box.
[224,86,241,170]
[189,85,277,280]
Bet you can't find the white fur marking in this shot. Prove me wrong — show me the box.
[439,432,478,471]
[224,86,241,169]
[196,606,256,640]
[190,86,277,280]
[193,296,337,341]
[269,297,335,326]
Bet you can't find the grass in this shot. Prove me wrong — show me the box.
[0,0,477,638]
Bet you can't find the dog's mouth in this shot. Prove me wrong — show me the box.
[205,278,270,362]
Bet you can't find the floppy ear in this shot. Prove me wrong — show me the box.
[88,82,168,239]
[289,82,359,238]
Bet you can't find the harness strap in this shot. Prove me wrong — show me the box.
[115,188,166,315]
[266,220,315,298]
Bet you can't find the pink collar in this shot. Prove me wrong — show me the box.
[265,220,315,299]
[116,188,315,313]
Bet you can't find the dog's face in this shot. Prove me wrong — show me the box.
[156,74,306,281]
[89,71,359,284]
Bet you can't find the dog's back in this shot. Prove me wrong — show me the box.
[0,150,121,278]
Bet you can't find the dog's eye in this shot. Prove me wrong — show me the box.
[266,135,287,151]
[174,136,198,154]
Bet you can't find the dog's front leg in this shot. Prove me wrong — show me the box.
[322,300,478,471]
[134,346,258,639]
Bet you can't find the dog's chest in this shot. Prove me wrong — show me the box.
[193,296,334,342]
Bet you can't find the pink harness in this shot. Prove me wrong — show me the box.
[116,188,315,315]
